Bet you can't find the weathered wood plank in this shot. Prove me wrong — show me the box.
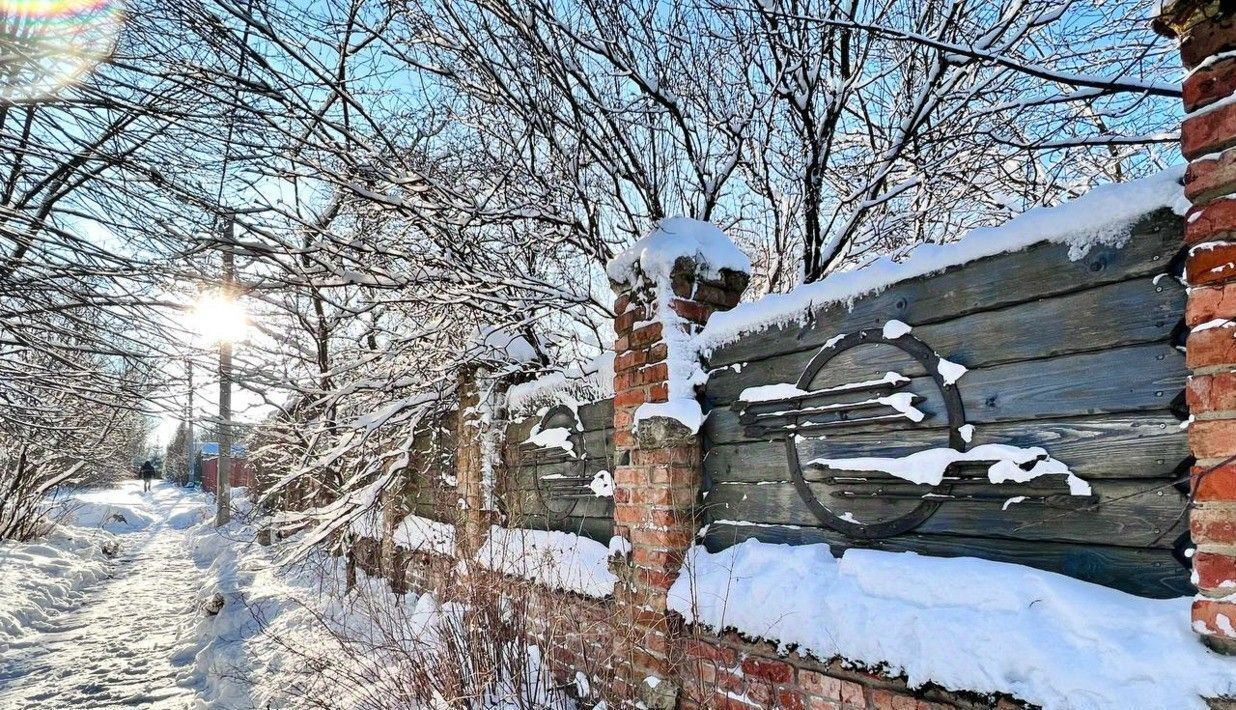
[706,342,1184,440]
[709,275,1184,394]
[704,413,1188,480]
[701,522,1190,599]
[701,478,1186,548]
[508,513,614,544]
[707,209,1181,367]
[578,399,615,432]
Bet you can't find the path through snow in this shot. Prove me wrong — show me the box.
[0,481,213,709]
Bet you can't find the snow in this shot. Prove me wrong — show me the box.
[668,539,1236,710]
[882,319,913,338]
[958,423,975,443]
[937,358,968,386]
[738,372,910,403]
[393,512,457,555]
[589,470,614,497]
[699,166,1186,351]
[182,501,576,708]
[807,443,1091,494]
[472,324,542,364]
[506,353,614,418]
[526,424,575,453]
[476,526,618,599]
[0,482,213,707]
[607,534,632,558]
[606,217,752,286]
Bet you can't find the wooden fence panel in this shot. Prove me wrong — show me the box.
[700,209,1191,597]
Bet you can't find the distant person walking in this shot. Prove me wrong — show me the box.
[140,460,156,492]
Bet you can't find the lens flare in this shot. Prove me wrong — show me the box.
[0,0,123,102]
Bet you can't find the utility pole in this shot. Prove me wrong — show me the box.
[185,358,194,487]
[216,216,234,527]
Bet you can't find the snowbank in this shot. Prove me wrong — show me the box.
[57,485,158,531]
[0,529,113,641]
[668,539,1236,710]
[700,166,1187,350]
[476,526,618,599]
[393,513,456,555]
[178,512,578,708]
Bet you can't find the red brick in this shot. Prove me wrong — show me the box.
[716,667,746,694]
[1192,505,1236,544]
[1186,200,1236,244]
[1187,327,1236,368]
[613,429,636,449]
[1174,14,1236,71]
[630,322,664,348]
[1187,372,1236,412]
[635,362,668,386]
[1183,100,1236,160]
[613,465,648,486]
[614,407,634,430]
[631,527,695,549]
[614,387,648,407]
[839,680,867,706]
[741,656,794,684]
[1185,57,1236,113]
[670,298,715,325]
[1193,597,1236,638]
[614,292,631,315]
[614,305,648,334]
[684,638,739,665]
[777,689,807,710]
[1187,149,1236,203]
[632,546,683,569]
[871,689,919,710]
[807,700,841,710]
[647,382,669,403]
[1188,242,1236,286]
[647,342,668,364]
[1188,283,1236,325]
[798,670,843,700]
[747,681,774,705]
[1194,462,1236,500]
[1193,550,1236,590]
[614,506,644,525]
[1190,419,1236,458]
[614,349,646,372]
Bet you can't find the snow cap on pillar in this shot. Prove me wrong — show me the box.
[607,217,750,441]
[1154,0,1236,69]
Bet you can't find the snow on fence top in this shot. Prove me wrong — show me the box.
[606,216,751,287]
[476,525,618,599]
[668,539,1236,710]
[505,352,614,418]
[698,166,1187,352]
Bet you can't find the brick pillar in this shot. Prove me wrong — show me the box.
[1157,0,1236,654]
[455,364,489,557]
[610,242,749,705]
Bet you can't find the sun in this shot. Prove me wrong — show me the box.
[189,291,248,345]
[0,0,123,102]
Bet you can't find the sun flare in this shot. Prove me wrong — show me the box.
[0,0,123,102]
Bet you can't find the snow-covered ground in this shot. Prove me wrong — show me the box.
[0,481,212,708]
[0,480,580,709]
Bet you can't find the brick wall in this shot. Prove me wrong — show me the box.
[1157,0,1236,655]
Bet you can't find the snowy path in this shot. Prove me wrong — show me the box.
[0,482,212,709]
